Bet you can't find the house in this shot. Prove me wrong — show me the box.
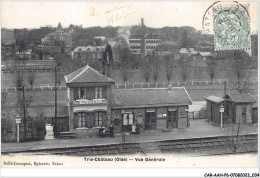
[205,93,256,126]
[41,22,72,48]
[64,65,192,137]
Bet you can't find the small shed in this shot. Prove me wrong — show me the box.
[205,93,256,126]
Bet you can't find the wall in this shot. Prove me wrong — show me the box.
[209,102,221,126]
[252,107,258,123]
[235,104,252,123]
[111,105,189,132]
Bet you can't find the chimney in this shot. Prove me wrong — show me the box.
[141,18,144,27]
[168,84,172,93]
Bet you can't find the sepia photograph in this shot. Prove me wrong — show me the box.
[1,0,259,177]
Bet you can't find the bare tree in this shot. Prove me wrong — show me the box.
[179,54,191,83]
[1,92,13,139]
[141,60,151,83]
[27,73,35,88]
[231,51,252,93]
[120,67,130,83]
[226,120,243,154]
[164,55,173,84]
[15,88,33,141]
[206,57,217,82]
[15,72,24,88]
[151,54,160,83]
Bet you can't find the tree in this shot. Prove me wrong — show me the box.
[206,57,217,82]
[141,60,151,83]
[118,47,134,83]
[1,92,12,139]
[120,67,130,83]
[15,88,33,141]
[179,54,191,84]
[27,73,35,88]
[164,55,173,84]
[231,51,252,93]
[181,31,188,48]
[15,72,24,88]
[151,52,160,83]
[226,120,243,154]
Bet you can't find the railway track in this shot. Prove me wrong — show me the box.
[3,134,257,156]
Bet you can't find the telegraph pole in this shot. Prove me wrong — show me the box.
[54,64,58,138]
[22,86,26,141]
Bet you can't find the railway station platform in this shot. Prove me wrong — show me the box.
[1,119,258,153]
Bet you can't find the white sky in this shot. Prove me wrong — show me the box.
[1,1,258,32]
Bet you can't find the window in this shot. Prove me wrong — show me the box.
[95,87,103,99]
[79,87,86,99]
[75,87,106,100]
[123,113,134,125]
[78,113,86,127]
[95,112,103,127]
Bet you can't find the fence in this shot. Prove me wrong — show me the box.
[2,85,67,92]
[1,78,258,92]
[1,68,68,74]
[114,79,258,89]
[188,110,207,120]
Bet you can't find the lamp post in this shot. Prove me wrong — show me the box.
[15,115,21,143]
[220,103,224,128]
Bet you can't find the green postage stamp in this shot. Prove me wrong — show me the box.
[213,3,251,51]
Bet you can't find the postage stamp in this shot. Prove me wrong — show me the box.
[203,2,251,51]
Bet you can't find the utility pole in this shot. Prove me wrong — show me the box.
[22,86,26,141]
[54,64,58,138]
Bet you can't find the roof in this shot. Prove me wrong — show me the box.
[56,22,63,32]
[204,95,225,104]
[225,93,256,103]
[111,87,192,109]
[64,65,115,84]
[204,93,256,104]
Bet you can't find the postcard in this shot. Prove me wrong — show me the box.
[1,1,258,177]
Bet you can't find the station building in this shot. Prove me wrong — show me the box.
[64,65,192,137]
[205,93,256,126]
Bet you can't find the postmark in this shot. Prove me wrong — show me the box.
[203,1,251,52]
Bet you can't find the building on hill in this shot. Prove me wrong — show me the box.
[205,93,256,127]
[129,18,162,58]
[64,65,192,137]
[41,22,72,48]
[155,43,179,58]
[144,29,162,55]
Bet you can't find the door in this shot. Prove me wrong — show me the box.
[167,110,178,128]
[145,111,156,130]
[122,113,133,132]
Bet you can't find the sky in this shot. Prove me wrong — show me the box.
[1,1,258,33]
